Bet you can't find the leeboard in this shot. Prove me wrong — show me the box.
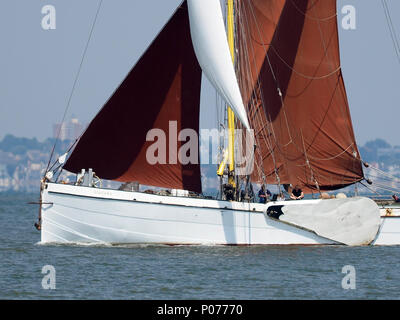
[266,197,380,246]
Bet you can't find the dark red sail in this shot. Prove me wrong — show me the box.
[64,1,202,193]
[237,0,364,193]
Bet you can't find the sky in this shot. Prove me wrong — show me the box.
[0,0,399,146]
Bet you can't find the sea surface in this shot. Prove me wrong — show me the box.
[0,193,399,300]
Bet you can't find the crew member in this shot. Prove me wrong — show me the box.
[290,185,304,200]
[258,185,272,204]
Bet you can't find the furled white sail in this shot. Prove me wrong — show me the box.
[187,0,250,129]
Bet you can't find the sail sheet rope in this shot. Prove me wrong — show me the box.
[45,0,104,175]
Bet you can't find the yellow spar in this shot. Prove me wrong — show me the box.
[217,0,236,188]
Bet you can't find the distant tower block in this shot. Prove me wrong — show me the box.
[53,116,84,141]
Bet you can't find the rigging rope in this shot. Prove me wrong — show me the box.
[369,181,400,194]
[381,0,400,65]
[367,164,400,182]
[289,0,338,22]
[45,0,103,175]
[359,181,384,196]
[367,174,400,185]
[361,160,400,194]
[268,45,342,80]
[301,130,321,193]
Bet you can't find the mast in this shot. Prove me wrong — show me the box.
[217,0,237,196]
[226,0,236,189]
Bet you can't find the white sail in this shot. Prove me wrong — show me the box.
[187,0,250,129]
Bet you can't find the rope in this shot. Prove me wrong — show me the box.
[367,164,400,182]
[359,181,383,196]
[366,171,400,182]
[44,0,103,175]
[370,182,400,194]
[381,0,400,65]
[362,162,400,195]
[268,45,342,80]
[306,143,356,162]
[301,129,321,194]
[368,177,400,187]
[289,0,338,22]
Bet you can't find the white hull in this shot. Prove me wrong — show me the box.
[39,183,397,246]
[373,205,400,245]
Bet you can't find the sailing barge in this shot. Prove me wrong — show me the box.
[38,0,399,246]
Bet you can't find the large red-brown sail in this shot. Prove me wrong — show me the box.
[64,1,202,193]
[237,0,364,192]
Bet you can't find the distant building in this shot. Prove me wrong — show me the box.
[0,164,11,191]
[53,117,84,141]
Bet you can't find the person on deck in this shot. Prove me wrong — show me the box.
[290,185,304,200]
[277,192,286,201]
[392,194,400,203]
[258,185,272,204]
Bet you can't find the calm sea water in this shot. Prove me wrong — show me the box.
[0,193,399,300]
